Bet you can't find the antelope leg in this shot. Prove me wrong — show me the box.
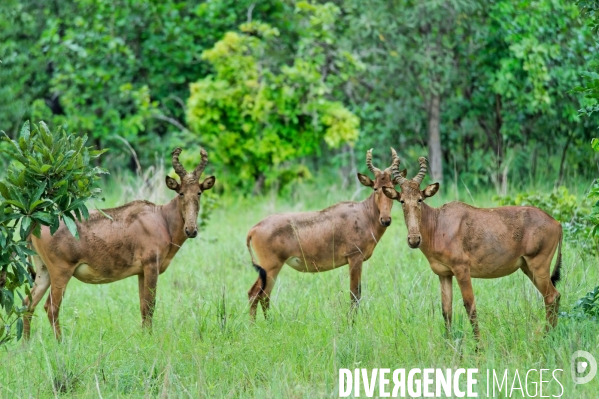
[140,265,159,329]
[439,274,453,335]
[45,274,72,341]
[23,263,51,340]
[454,267,479,341]
[348,256,363,309]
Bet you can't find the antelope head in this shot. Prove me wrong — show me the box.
[357,148,407,227]
[382,154,439,248]
[165,148,216,238]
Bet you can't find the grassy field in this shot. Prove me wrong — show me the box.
[1,175,598,398]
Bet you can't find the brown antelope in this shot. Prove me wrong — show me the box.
[246,149,407,320]
[24,148,215,340]
[382,155,563,339]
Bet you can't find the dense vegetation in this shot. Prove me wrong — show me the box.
[2,0,598,194]
[0,122,106,344]
[1,0,599,396]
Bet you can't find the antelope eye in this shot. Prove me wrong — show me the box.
[418,198,423,203]
[400,200,405,204]
[374,188,378,191]
[179,192,184,197]
[197,192,201,196]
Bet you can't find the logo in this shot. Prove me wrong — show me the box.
[571,350,597,384]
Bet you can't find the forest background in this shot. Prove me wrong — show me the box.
[2,0,598,195]
[3,1,599,396]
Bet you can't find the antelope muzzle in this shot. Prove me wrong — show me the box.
[408,234,421,248]
[185,226,198,238]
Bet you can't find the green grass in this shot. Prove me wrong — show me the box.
[1,177,598,398]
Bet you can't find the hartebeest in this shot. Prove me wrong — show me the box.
[24,148,215,340]
[382,155,563,339]
[246,149,407,320]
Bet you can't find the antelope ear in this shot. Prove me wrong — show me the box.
[382,186,400,200]
[422,183,439,198]
[165,176,180,192]
[201,176,216,191]
[357,173,374,187]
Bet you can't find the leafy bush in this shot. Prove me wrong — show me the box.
[561,286,599,321]
[586,138,599,234]
[0,121,107,344]
[186,2,361,194]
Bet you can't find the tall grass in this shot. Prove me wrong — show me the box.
[1,173,598,398]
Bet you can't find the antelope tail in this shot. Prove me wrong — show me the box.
[550,227,563,286]
[247,234,266,291]
[26,239,36,282]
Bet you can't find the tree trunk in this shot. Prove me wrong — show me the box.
[345,144,359,191]
[556,132,573,187]
[253,173,266,196]
[531,146,538,182]
[428,93,443,182]
[94,138,102,167]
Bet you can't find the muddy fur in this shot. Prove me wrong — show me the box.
[246,149,407,320]
[23,148,215,340]
[383,156,563,338]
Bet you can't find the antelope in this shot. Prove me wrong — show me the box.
[246,149,407,320]
[24,148,215,340]
[382,155,563,339]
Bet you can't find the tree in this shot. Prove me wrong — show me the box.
[0,0,293,168]
[186,2,361,193]
[342,0,596,190]
[0,121,106,344]
[462,0,594,191]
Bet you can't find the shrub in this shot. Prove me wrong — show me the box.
[0,121,107,344]
[186,2,361,194]
[561,286,599,321]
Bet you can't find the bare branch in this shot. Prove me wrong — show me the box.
[151,114,190,134]
[113,135,142,176]
[247,3,255,23]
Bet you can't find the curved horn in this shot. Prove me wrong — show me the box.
[413,156,428,184]
[192,147,209,179]
[366,148,381,175]
[390,147,407,185]
[390,147,400,171]
[172,148,187,178]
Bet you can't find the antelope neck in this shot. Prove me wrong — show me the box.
[161,197,187,246]
[419,202,440,252]
[361,192,387,237]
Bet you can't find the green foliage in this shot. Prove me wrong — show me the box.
[0,0,49,139]
[561,286,599,321]
[342,0,597,190]
[199,191,218,229]
[575,0,599,111]
[186,2,361,193]
[1,0,598,190]
[587,138,599,235]
[0,0,292,167]
[0,121,107,344]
